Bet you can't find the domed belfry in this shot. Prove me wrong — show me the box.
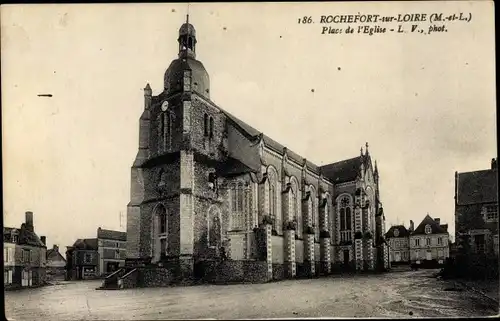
[116,15,388,290]
[164,15,210,99]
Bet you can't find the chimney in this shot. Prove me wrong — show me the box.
[25,211,34,232]
[434,218,441,225]
[409,220,414,232]
[440,224,448,232]
[40,236,46,245]
[492,158,497,170]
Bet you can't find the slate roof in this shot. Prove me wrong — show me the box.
[456,169,498,205]
[411,215,447,235]
[72,238,98,250]
[221,107,321,174]
[320,156,363,184]
[97,228,127,241]
[385,225,411,238]
[3,227,46,247]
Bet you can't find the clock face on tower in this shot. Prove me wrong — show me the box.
[161,101,169,111]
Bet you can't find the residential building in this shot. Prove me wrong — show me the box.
[97,227,127,275]
[66,239,98,280]
[455,158,498,256]
[385,224,411,265]
[46,244,66,281]
[409,215,450,266]
[66,227,127,279]
[112,16,389,289]
[3,211,47,289]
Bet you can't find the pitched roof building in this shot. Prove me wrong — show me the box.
[3,211,47,289]
[386,215,450,267]
[455,158,498,256]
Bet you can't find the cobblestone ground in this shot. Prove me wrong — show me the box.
[4,269,499,320]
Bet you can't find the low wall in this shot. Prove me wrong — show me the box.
[140,267,176,287]
[197,260,270,284]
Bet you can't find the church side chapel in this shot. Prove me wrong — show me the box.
[103,16,389,289]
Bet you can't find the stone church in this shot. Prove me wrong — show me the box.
[109,17,389,288]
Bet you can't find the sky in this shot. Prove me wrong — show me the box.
[1,2,496,249]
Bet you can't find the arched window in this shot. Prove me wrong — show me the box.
[309,186,319,240]
[204,114,209,137]
[209,116,214,138]
[231,182,246,231]
[158,114,165,152]
[151,204,168,262]
[346,207,352,230]
[340,208,346,230]
[208,206,222,248]
[290,177,299,223]
[166,113,171,137]
[339,196,352,242]
[267,167,279,233]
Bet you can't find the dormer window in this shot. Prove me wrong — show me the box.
[12,235,18,243]
[393,229,399,237]
[425,224,432,234]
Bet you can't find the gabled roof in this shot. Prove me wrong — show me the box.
[320,156,363,184]
[97,228,126,241]
[47,248,66,262]
[411,215,447,235]
[72,238,98,250]
[385,225,410,238]
[456,169,498,205]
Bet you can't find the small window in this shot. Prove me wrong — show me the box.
[84,253,92,264]
[204,114,209,137]
[437,237,442,245]
[209,117,214,138]
[22,249,31,263]
[424,224,432,234]
[415,238,420,246]
[426,238,431,246]
[486,206,498,221]
[12,235,18,243]
[115,250,120,259]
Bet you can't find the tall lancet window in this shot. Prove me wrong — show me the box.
[231,182,246,231]
[339,196,352,242]
[164,113,172,149]
[289,177,300,237]
[151,204,168,262]
[158,114,164,153]
[204,114,209,137]
[267,167,279,233]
